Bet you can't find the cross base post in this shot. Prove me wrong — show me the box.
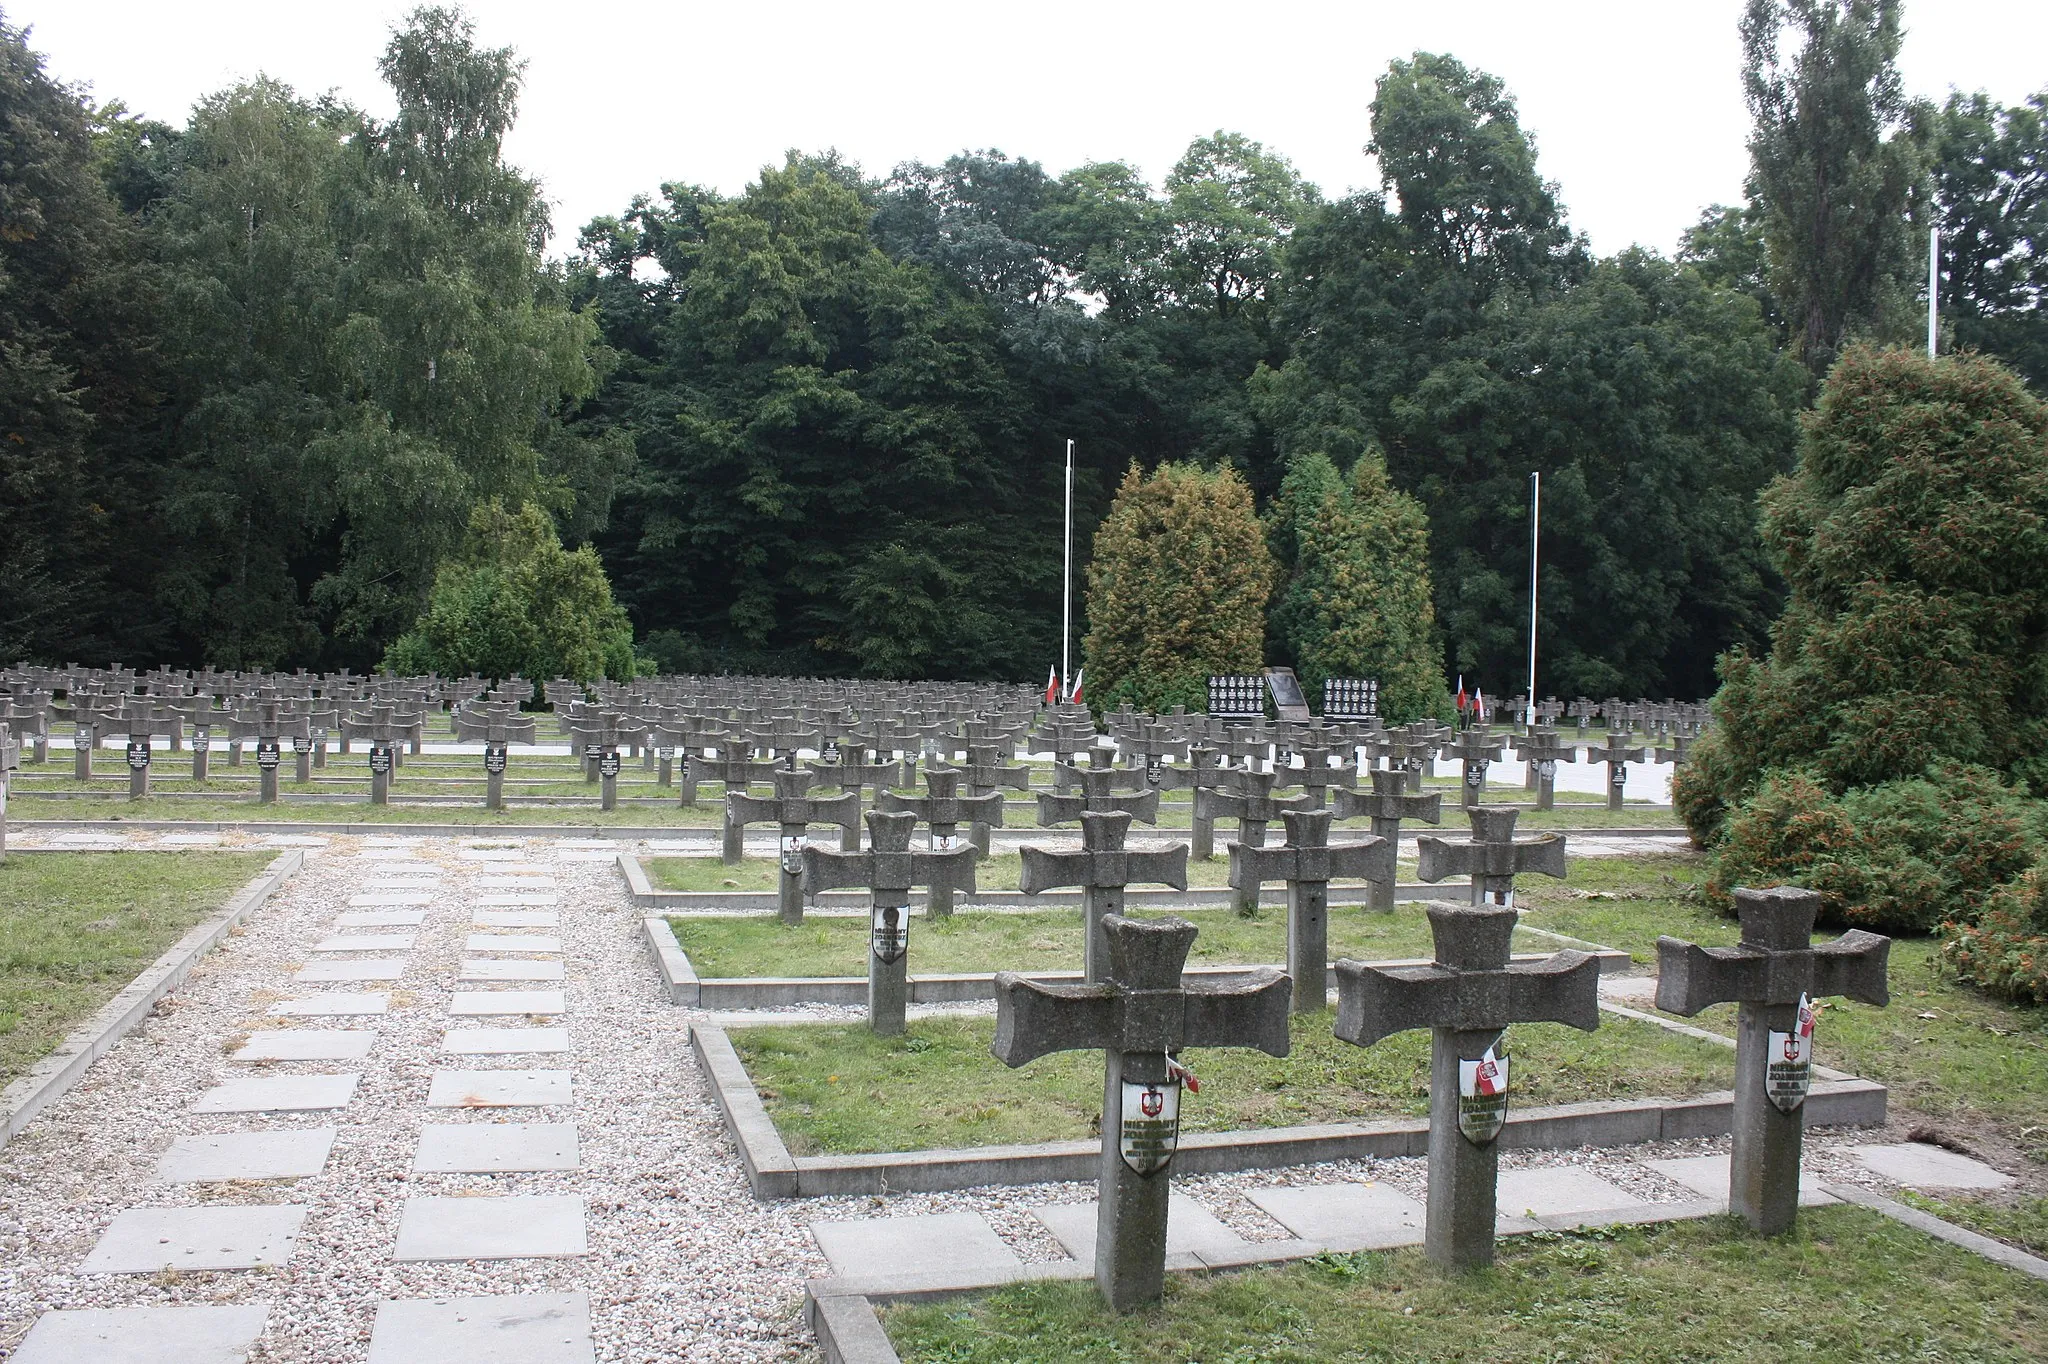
[1607,763,1627,811]
[722,803,744,864]
[128,756,148,801]
[779,821,806,926]
[1097,1048,1172,1312]
[1287,880,1328,1012]
[1232,819,1268,915]
[1536,761,1556,810]
[259,765,278,804]
[1426,1025,1503,1271]
[295,746,311,785]
[1463,760,1486,809]
[1732,1000,1804,1235]
[486,765,505,811]
[75,727,93,781]
[1082,884,1126,984]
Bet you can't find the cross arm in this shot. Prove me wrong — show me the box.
[991,974,1117,1065]
[800,846,874,896]
[1017,846,1090,895]
[1333,961,1455,1046]
[1652,938,1766,1016]
[1124,844,1189,891]
[1811,929,1891,1006]
[1182,970,1291,1056]
[1506,952,1601,1032]
[1228,842,1296,889]
[803,790,863,831]
[960,790,1006,826]
[915,844,981,896]
[726,792,787,827]
[1414,836,1476,884]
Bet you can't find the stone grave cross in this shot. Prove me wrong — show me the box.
[1036,764,1160,828]
[1655,885,1890,1234]
[1335,901,1601,1269]
[1193,770,1314,911]
[453,703,537,811]
[1443,728,1506,809]
[1417,807,1567,907]
[1119,722,1190,791]
[1332,768,1443,911]
[992,914,1291,1311]
[802,809,978,1035]
[959,742,1032,856]
[342,703,411,805]
[0,722,18,861]
[568,711,645,811]
[1568,698,1598,736]
[729,769,862,925]
[1590,730,1646,811]
[1511,728,1579,811]
[688,748,786,862]
[806,739,911,851]
[1229,809,1393,1012]
[876,768,1003,917]
[111,697,181,801]
[1017,810,1188,982]
[234,695,310,804]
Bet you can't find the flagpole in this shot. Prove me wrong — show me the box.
[1063,439,1074,698]
[1928,226,1939,358]
[1526,470,1540,728]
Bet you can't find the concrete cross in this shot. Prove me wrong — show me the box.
[1282,736,1355,809]
[1656,885,1890,1234]
[1333,768,1444,910]
[568,712,646,811]
[689,750,787,862]
[1017,810,1188,982]
[341,703,413,805]
[1335,901,1601,1269]
[0,722,18,861]
[1418,807,1567,907]
[1192,770,1314,912]
[876,768,1003,918]
[1443,729,1506,810]
[1590,731,1646,811]
[233,696,311,805]
[61,695,119,782]
[803,809,978,1035]
[454,703,537,811]
[1654,732,1694,769]
[1511,728,1579,811]
[1036,764,1160,828]
[806,741,911,851]
[992,914,1291,1310]
[730,769,862,925]
[1229,809,1393,1012]
[1118,722,1190,791]
[958,743,1032,856]
[1567,698,1599,736]
[0,695,49,768]
[1383,729,1437,794]
[109,698,181,801]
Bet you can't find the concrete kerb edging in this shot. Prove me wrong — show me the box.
[803,1186,2048,1364]
[643,917,699,1005]
[0,849,305,1151]
[691,1020,1886,1199]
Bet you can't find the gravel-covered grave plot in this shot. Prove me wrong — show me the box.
[0,835,833,1363]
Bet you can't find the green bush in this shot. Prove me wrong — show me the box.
[1084,462,1274,714]
[383,500,638,686]
[1943,868,2048,1004]
[1681,346,2048,844]
[1708,765,2037,934]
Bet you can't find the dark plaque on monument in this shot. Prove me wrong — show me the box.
[598,753,621,778]
[484,744,508,775]
[126,741,150,770]
[369,746,393,775]
[822,738,841,764]
[256,739,281,769]
[1264,667,1312,722]
[293,735,310,753]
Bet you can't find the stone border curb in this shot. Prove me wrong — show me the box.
[1826,1183,2048,1281]
[691,1022,1886,1199]
[643,917,698,1005]
[690,1024,798,1197]
[0,849,304,1151]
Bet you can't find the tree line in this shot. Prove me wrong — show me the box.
[3,1,2043,695]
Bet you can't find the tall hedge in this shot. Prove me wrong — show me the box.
[1270,451,1449,722]
[1676,347,2048,966]
[1085,462,1274,713]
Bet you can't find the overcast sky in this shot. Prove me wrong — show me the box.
[13,0,2048,259]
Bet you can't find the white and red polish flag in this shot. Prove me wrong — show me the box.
[1044,666,1059,704]
[1068,669,1085,705]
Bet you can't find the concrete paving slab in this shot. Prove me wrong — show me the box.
[450,990,565,1016]
[13,1304,269,1363]
[347,893,430,907]
[460,960,564,982]
[335,910,428,928]
[312,934,416,953]
[1852,1143,2015,1190]
[555,850,616,862]
[809,1211,1018,1278]
[231,1030,377,1062]
[459,850,529,862]
[360,878,441,891]
[1246,1181,1426,1250]
[366,1293,593,1364]
[1032,1195,1247,1262]
[1598,975,1661,1003]
[1496,1168,1649,1219]
[426,1070,572,1107]
[443,1027,570,1055]
[476,892,561,906]
[464,934,561,954]
[295,959,406,983]
[260,835,327,847]
[392,1195,587,1261]
[412,1123,580,1173]
[81,1205,308,1273]
[474,912,559,928]
[479,876,558,889]
[1645,1153,1833,1200]
[157,1130,337,1183]
[269,992,387,1017]
[193,1073,360,1113]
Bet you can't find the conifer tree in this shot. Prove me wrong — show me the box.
[1084,463,1273,712]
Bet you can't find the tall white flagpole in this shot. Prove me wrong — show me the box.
[1063,440,1074,697]
[1526,471,1540,728]
[1928,226,1940,358]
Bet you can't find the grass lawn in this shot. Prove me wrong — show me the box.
[728,1009,1732,1155]
[883,1207,2048,1363]
[1516,854,2048,1164]
[0,851,272,1084]
[664,903,1553,979]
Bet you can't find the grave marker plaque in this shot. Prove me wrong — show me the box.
[1322,677,1379,721]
